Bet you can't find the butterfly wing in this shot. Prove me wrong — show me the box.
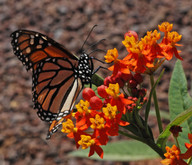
[10,30,78,70]
[10,30,83,138]
[33,58,82,122]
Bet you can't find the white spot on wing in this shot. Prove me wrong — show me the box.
[36,45,42,49]
[42,36,47,40]
[30,39,34,45]
[26,47,31,53]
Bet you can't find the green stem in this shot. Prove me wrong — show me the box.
[119,130,165,158]
[145,139,165,159]
[118,130,145,142]
[150,75,163,133]
[175,137,180,149]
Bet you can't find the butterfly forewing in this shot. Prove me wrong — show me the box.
[10,30,78,70]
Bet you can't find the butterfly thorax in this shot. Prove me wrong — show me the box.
[76,53,92,84]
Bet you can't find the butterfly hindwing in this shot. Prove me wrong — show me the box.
[10,30,78,70]
[32,58,82,122]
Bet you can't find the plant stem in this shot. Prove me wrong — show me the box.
[150,75,163,133]
[175,137,180,149]
[118,130,144,142]
[144,139,165,159]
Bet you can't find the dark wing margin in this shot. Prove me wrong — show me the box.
[10,29,78,70]
[32,58,82,122]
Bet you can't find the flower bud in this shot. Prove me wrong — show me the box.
[170,125,182,137]
[143,97,147,103]
[126,105,133,113]
[121,73,132,82]
[132,97,138,102]
[133,73,143,84]
[104,76,113,86]
[82,88,96,101]
[131,88,138,97]
[97,85,108,98]
[129,79,137,88]
[103,96,112,105]
[124,31,138,41]
[89,96,103,110]
[138,88,147,97]
[115,77,124,88]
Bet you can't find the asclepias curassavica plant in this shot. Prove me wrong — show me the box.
[61,22,192,164]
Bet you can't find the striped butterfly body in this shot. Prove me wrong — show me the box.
[10,30,94,138]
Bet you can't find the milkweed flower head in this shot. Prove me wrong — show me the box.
[161,132,192,164]
[105,48,130,76]
[61,83,133,158]
[61,22,183,159]
[105,22,183,75]
[160,145,185,165]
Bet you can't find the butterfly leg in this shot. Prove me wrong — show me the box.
[92,66,108,75]
[46,118,65,139]
[90,56,107,64]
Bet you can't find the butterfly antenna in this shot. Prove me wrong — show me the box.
[80,25,98,52]
[85,38,106,52]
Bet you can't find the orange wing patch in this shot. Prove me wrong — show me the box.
[10,30,78,70]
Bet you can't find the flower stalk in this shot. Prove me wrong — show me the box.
[150,75,163,133]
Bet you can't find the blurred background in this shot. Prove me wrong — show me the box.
[1,0,192,164]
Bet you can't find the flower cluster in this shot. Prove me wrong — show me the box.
[161,133,192,165]
[103,71,147,114]
[105,22,182,74]
[60,22,184,159]
[61,84,133,158]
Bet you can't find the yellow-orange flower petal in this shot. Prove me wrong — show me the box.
[61,119,77,134]
[122,35,138,50]
[105,83,119,98]
[102,103,117,119]
[161,145,181,165]
[90,114,105,129]
[104,48,119,63]
[167,31,182,43]
[142,30,161,45]
[158,22,173,33]
[78,135,95,149]
[75,100,90,114]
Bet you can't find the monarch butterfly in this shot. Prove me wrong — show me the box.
[10,27,104,139]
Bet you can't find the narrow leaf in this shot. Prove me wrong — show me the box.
[168,60,192,152]
[157,101,192,150]
[92,73,104,86]
[69,140,159,161]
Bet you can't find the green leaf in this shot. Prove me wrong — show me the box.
[168,60,192,152]
[69,140,159,161]
[149,110,170,120]
[156,107,192,151]
[92,73,104,87]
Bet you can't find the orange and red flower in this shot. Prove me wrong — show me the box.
[104,48,130,76]
[161,133,192,165]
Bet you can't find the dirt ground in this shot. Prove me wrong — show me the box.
[1,0,192,165]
